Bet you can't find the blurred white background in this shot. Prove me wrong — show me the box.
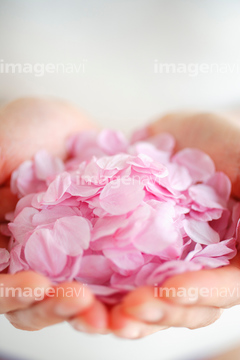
[0,1,240,359]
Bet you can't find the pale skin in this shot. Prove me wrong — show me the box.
[1,99,240,339]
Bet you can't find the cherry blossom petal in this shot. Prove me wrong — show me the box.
[67,131,105,161]
[206,172,231,202]
[133,203,180,254]
[8,207,39,244]
[34,150,64,180]
[77,255,113,284]
[173,148,215,182]
[9,245,29,273]
[103,246,145,275]
[53,216,91,255]
[25,229,67,277]
[0,248,10,272]
[99,179,145,215]
[189,184,225,209]
[92,216,128,241]
[148,133,175,153]
[97,129,128,155]
[183,218,220,245]
[32,206,79,226]
[42,172,71,203]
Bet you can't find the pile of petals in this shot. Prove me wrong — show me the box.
[1,129,240,304]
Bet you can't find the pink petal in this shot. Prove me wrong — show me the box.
[33,192,71,208]
[77,255,113,284]
[42,172,71,203]
[133,203,180,254]
[206,172,231,202]
[148,260,202,286]
[34,150,64,180]
[173,148,215,182]
[183,218,220,245]
[191,256,230,268]
[97,129,128,155]
[127,154,168,178]
[195,238,236,258]
[103,246,144,275]
[9,245,29,273]
[148,133,175,153]
[129,142,170,164]
[96,154,129,171]
[68,183,101,197]
[25,228,68,277]
[32,206,80,226]
[11,161,46,197]
[211,209,230,239]
[130,126,150,143]
[92,216,128,241]
[0,248,10,272]
[110,272,137,291]
[166,163,192,191]
[14,194,35,217]
[190,208,223,222]
[53,216,91,255]
[81,159,120,186]
[114,204,151,245]
[225,202,240,238]
[90,235,116,251]
[135,262,161,287]
[189,184,225,209]
[67,131,105,161]
[99,179,145,215]
[56,255,82,282]
[8,207,39,244]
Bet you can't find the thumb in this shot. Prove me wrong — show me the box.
[0,97,96,185]
[148,112,240,199]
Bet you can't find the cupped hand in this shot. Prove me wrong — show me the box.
[0,98,108,333]
[3,105,240,338]
[111,112,240,339]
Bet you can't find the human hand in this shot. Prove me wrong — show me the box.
[3,107,240,337]
[0,98,108,333]
[110,112,240,338]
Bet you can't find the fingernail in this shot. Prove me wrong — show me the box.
[71,320,88,332]
[115,322,142,339]
[70,319,97,334]
[125,302,164,323]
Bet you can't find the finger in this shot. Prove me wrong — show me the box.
[148,112,240,198]
[110,304,168,339]
[5,282,94,331]
[0,187,18,222]
[0,97,96,185]
[122,287,222,329]
[69,299,109,334]
[160,255,240,308]
[0,232,9,249]
[0,271,51,313]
